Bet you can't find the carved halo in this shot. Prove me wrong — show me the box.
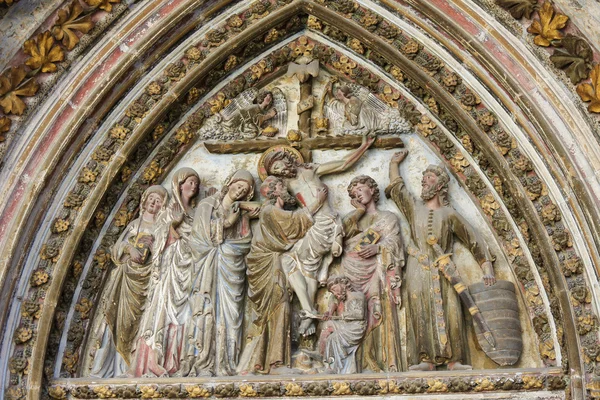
[257,145,304,181]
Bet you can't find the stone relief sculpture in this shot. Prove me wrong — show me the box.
[385,150,496,371]
[131,167,202,377]
[91,185,168,378]
[340,175,403,372]
[323,80,410,135]
[262,134,375,338]
[316,275,366,374]
[238,176,327,374]
[86,64,526,381]
[183,169,257,377]
[199,88,287,140]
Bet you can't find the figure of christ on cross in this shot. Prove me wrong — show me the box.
[262,133,377,336]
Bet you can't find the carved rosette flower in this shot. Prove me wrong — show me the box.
[142,160,163,184]
[441,72,460,92]
[494,130,515,155]
[14,326,33,344]
[208,92,229,115]
[264,28,281,44]
[538,338,556,360]
[401,40,421,59]
[509,149,532,172]
[376,20,400,40]
[145,81,163,98]
[72,260,83,278]
[21,301,40,318]
[389,65,404,81]
[477,111,496,132]
[416,115,436,137]
[347,38,365,54]
[358,10,381,31]
[93,386,114,399]
[52,218,70,233]
[425,96,439,114]
[571,286,591,307]
[524,176,543,201]
[227,14,245,30]
[93,248,111,269]
[562,254,582,276]
[6,387,26,400]
[110,125,130,140]
[541,201,560,224]
[473,379,494,392]
[185,385,212,398]
[186,87,201,106]
[550,227,572,250]
[48,386,67,400]
[307,15,322,30]
[126,101,147,120]
[480,193,500,216]
[449,152,470,172]
[239,384,257,397]
[577,313,597,335]
[331,382,352,396]
[164,61,185,81]
[329,0,357,14]
[64,192,85,208]
[284,383,304,396]
[460,90,480,110]
[175,125,193,145]
[75,298,93,319]
[79,167,98,183]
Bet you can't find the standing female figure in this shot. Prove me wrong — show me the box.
[131,167,201,377]
[184,169,257,376]
[91,185,168,377]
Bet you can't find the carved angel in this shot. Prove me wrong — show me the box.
[199,88,287,140]
[323,81,410,135]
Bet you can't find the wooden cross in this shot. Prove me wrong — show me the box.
[203,61,403,161]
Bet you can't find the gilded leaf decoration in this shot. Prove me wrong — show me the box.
[0,116,11,141]
[0,67,39,115]
[496,0,537,19]
[23,31,65,73]
[550,35,593,84]
[527,2,569,47]
[52,2,95,51]
[84,0,120,12]
[577,64,600,113]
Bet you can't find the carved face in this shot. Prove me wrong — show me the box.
[421,171,440,201]
[270,159,297,178]
[351,182,375,206]
[260,93,272,109]
[180,175,199,201]
[144,193,164,215]
[329,283,347,302]
[227,180,251,201]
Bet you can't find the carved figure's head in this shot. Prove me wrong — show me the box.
[256,91,273,110]
[347,175,380,205]
[222,169,255,202]
[260,176,296,207]
[140,185,168,217]
[172,167,200,210]
[421,165,450,206]
[327,275,352,301]
[263,150,298,178]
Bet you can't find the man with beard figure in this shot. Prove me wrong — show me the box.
[386,150,495,371]
[238,176,327,374]
[262,134,376,336]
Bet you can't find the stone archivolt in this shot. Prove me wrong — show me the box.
[0,0,599,399]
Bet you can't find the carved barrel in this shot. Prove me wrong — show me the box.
[469,280,523,366]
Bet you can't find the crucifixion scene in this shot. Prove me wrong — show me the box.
[84,59,535,379]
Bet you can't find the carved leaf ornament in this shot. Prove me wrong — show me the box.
[577,64,600,113]
[52,2,95,51]
[496,0,537,19]
[550,34,593,84]
[0,66,39,115]
[527,2,569,47]
[23,31,65,73]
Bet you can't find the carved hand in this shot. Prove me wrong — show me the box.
[225,205,241,226]
[317,186,328,205]
[137,235,154,247]
[391,149,408,164]
[129,246,144,263]
[358,244,378,259]
[350,198,366,212]
[481,261,496,286]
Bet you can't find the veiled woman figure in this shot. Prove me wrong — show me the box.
[131,167,201,377]
[91,185,168,378]
[183,169,257,376]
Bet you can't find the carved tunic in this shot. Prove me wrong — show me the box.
[238,204,313,374]
[385,177,491,366]
[340,210,404,372]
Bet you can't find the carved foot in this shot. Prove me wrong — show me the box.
[408,361,435,371]
[299,318,316,337]
[447,361,472,371]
